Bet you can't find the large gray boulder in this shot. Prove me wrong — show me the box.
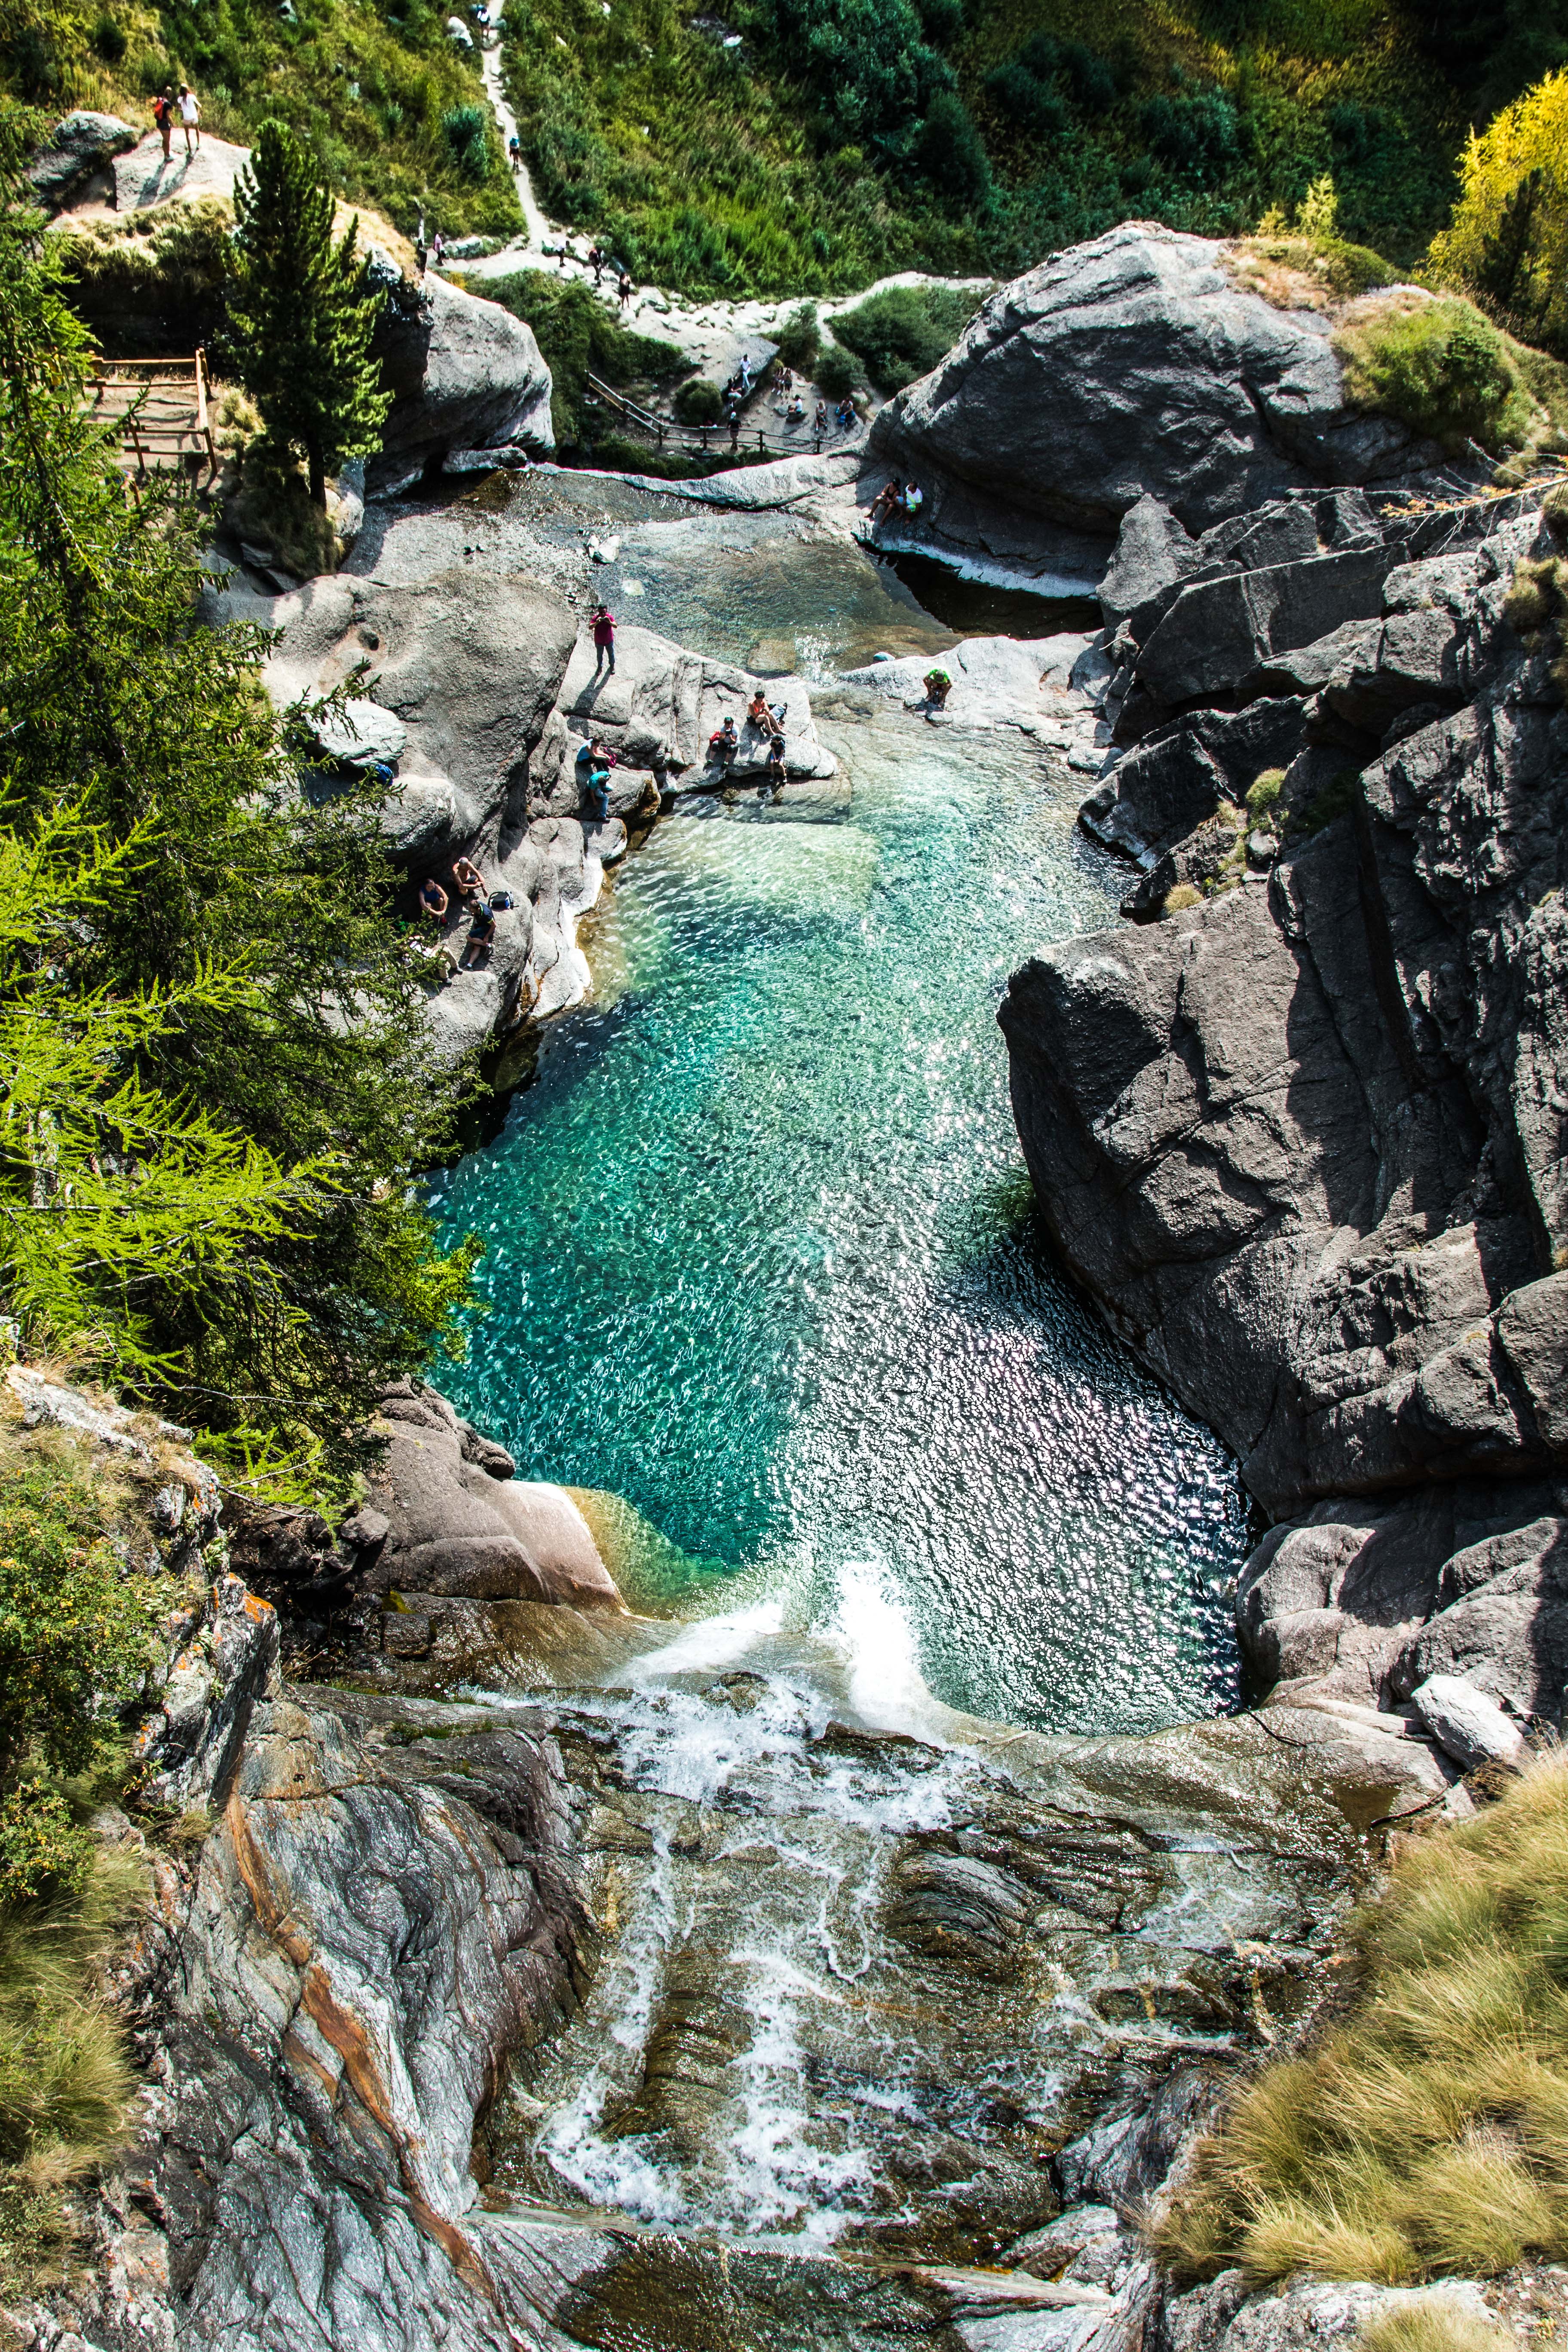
[370,267,554,491]
[870,225,1418,546]
[368,1381,624,1611]
[27,110,138,210]
[252,567,577,856]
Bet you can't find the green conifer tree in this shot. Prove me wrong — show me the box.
[229,119,391,508]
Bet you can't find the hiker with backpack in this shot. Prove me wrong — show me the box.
[152,89,174,159]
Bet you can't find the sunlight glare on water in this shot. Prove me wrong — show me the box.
[430,714,1248,1733]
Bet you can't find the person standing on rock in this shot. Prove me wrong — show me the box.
[727,398,741,453]
[152,88,174,160]
[618,271,634,311]
[178,83,201,154]
[591,602,616,674]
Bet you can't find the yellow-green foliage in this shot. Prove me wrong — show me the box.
[1428,70,1568,359]
[0,1845,144,2299]
[1156,1755,1568,2287]
[1501,552,1568,695]
[1247,769,1286,822]
[1164,882,1202,913]
[1335,294,1540,454]
[1360,2300,1513,2352]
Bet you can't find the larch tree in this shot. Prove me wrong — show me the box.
[228,119,391,507]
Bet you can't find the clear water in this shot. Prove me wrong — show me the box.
[431,711,1248,1735]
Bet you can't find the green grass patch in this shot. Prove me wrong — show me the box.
[1156,1754,1568,2285]
[0,1845,146,2301]
[468,270,689,448]
[1335,293,1542,453]
[829,280,989,392]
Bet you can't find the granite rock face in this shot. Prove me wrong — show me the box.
[26,110,138,209]
[366,1379,625,1614]
[869,227,1421,558]
[1002,483,1568,1730]
[370,267,555,491]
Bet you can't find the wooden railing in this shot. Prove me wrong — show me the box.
[86,349,220,483]
[582,369,856,459]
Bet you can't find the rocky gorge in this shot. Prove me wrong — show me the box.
[14,174,1568,2352]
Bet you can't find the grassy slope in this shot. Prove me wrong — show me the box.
[7,0,522,237]
[499,0,1473,297]
[1158,1756,1568,2285]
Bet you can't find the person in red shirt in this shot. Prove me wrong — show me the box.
[591,602,616,674]
[152,89,173,159]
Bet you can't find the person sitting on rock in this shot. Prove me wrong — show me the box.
[868,475,902,527]
[418,873,449,922]
[903,480,924,521]
[452,852,486,903]
[924,668,952,710]
[764,734,787,792]
[708,715,739,769]
[813,398,828,434]
[747,688,781,737]
[786,392,806,424]
[576,732,616,781]
[461,900,497,968]
[836,395,857,431]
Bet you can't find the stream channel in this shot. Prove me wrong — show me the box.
[411,508,1340,2325]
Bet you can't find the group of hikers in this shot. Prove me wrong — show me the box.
[150,83,201,159]
[713,353,860,453]
[707,689,791,790]
[415,853,514,974]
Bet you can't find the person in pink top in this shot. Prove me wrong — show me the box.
[591,601,616,674]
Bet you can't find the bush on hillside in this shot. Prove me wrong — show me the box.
[0,1462,175,1790]
[1157,1754,1568,2283]
[812,343,864,401]
[830,280,986,392]
[1427,68,1568,358]
[775,303,821,373]
[673,376,724,425]
[913,92,991,207]
[1335,296,1539,452]
[441,101,492,183]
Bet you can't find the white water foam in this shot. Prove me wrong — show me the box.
[824,1559,949,1742]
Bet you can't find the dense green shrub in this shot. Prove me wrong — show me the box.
[0,1783,90,1906]
[914,91,991,205]
[673,376,724,424]
[441,101,491,183]
[0,1464,172,1787]
[1335,296,1538,452]
[812,342,864,400]
[830,280,986,392]
[775,302,821,372]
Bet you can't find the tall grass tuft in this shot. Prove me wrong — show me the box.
[1156,1756,1568,2285]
